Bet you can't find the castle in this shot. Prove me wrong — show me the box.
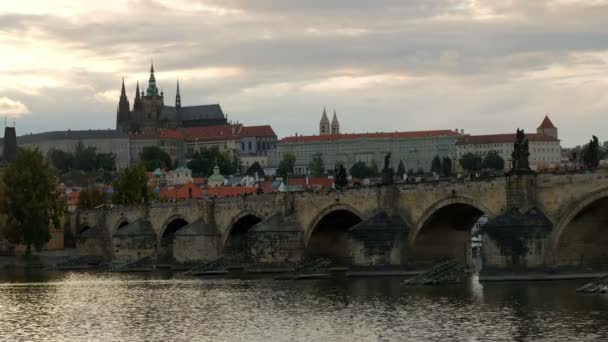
[116,63,228,133]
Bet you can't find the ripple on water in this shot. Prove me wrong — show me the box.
[1,272,608,342]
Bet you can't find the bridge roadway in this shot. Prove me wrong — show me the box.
[77,170,608,273]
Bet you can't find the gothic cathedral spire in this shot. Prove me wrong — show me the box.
[319,107,330,135]
[146,60,159,96]
[176,79,181,109]
[116,78,131,132]
[331,109,340,135]
[134,80,142,112]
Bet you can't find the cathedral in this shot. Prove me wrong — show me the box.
[116,63,228,133]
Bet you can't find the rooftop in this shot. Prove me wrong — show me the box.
[538,115,556,130]
[456,133,558,146]
[281,130,460,143]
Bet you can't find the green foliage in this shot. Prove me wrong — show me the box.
[397,160,406,179]
[187,147,237,177]
[112,166,148,205]
[416,168,425,175]
[349,161,371,179]
[483,151,505,171]
[48,149,74,173]
[308,153,325,177]
[48,142,116,173]
[0,148,65,255]
[369,160,380,177]
[277,153,296,178]
[459,153,483,173]
[73,141,98,171]
[601,141,608,159]
[95,153,116,171]
[430,155,442,174]
[334,164,348,189]
[441,156,452,176]
[78,188,106,210]
[582,136,601,169]
[140,146,171,171]
[246,161,265,178]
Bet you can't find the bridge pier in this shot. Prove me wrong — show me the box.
[350,212,409,267]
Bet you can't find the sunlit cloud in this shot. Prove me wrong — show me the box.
[0,97,30,116]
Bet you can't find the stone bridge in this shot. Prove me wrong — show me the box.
[77,169,608,273]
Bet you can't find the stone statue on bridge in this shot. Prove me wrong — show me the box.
[511,129,532,173]
[381,152,394,185]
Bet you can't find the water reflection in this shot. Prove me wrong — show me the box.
[1,271,607,342]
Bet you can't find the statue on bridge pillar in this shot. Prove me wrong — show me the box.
[510,129,532,174]
[381,152,394,185]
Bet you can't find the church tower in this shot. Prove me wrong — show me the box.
[537,115,558,139]
[116,78,130,132]
[141,61,165,131]
[319,108,330,135]
[331,109,340,135]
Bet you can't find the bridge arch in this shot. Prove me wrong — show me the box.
[112,218,130,235]
[551,187,608,267]
[222,210,264,262]
[408,196,492,266]
[304,204,363,264]
[157,215,190,264]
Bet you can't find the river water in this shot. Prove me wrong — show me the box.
[0,271,607,342]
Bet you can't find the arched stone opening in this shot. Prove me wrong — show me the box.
[224,214,263,263]
[306,209,362,265]
[115,220,129,232]
[158,218,189,264]
[77,225,92,236]
[554,196,608,268]
[409,203,485,267]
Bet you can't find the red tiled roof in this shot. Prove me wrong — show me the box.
[287,177,334,188]
[456,133,557,146]
[208,186,257,197]
[158,124,243,141]
[159,183,203,200]
[538,115,556,130]
[281,130,460,143]
[240,125,277,138]
[192,177,206,185]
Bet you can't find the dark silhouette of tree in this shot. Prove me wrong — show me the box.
[112,165,148,205]
[78,188,106,210]
[459,153,483,173]
[187,147,236,177]
[334,164,348,189]
[246,161,265,178]
[0,148,65,256]
[308,153,325,177]
[397,160,406,179]
[140,146,171,171]
[277,153,296,178]
[350,161,372,179]
[430,155,442,174]
[582,136,601,169]
[48,149,74,173]
[483,151,505,171]
[441,156,452,176]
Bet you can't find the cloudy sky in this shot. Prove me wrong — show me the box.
[1,0,607,146]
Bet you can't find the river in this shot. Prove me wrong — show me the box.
[0,271,607,341]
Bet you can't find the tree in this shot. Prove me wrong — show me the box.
[350,161,371,179]
[334,164,348,189]
[309,153,325,177]
[582,136,601,169]
[369,160,380,177]
[441,157,452,177]
[483,151,505,171]
[396,160,406,179]
[112,166,148,205]
[277,153,296,178]
[0,149,64,256]
[73,141,98,171]
[246,161,265,178]
[459,153,483,173]
[78,188,106,210]
[416,168,425,175]
[601,141,608,159]
[48,149,73,173]
[187,147,237,177]
[140,146,171,171]
[96,153,116,171]
[430,155,442,174]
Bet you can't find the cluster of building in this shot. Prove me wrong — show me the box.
[0,63,567,194]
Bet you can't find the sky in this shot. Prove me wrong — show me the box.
[1,0,607,146]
